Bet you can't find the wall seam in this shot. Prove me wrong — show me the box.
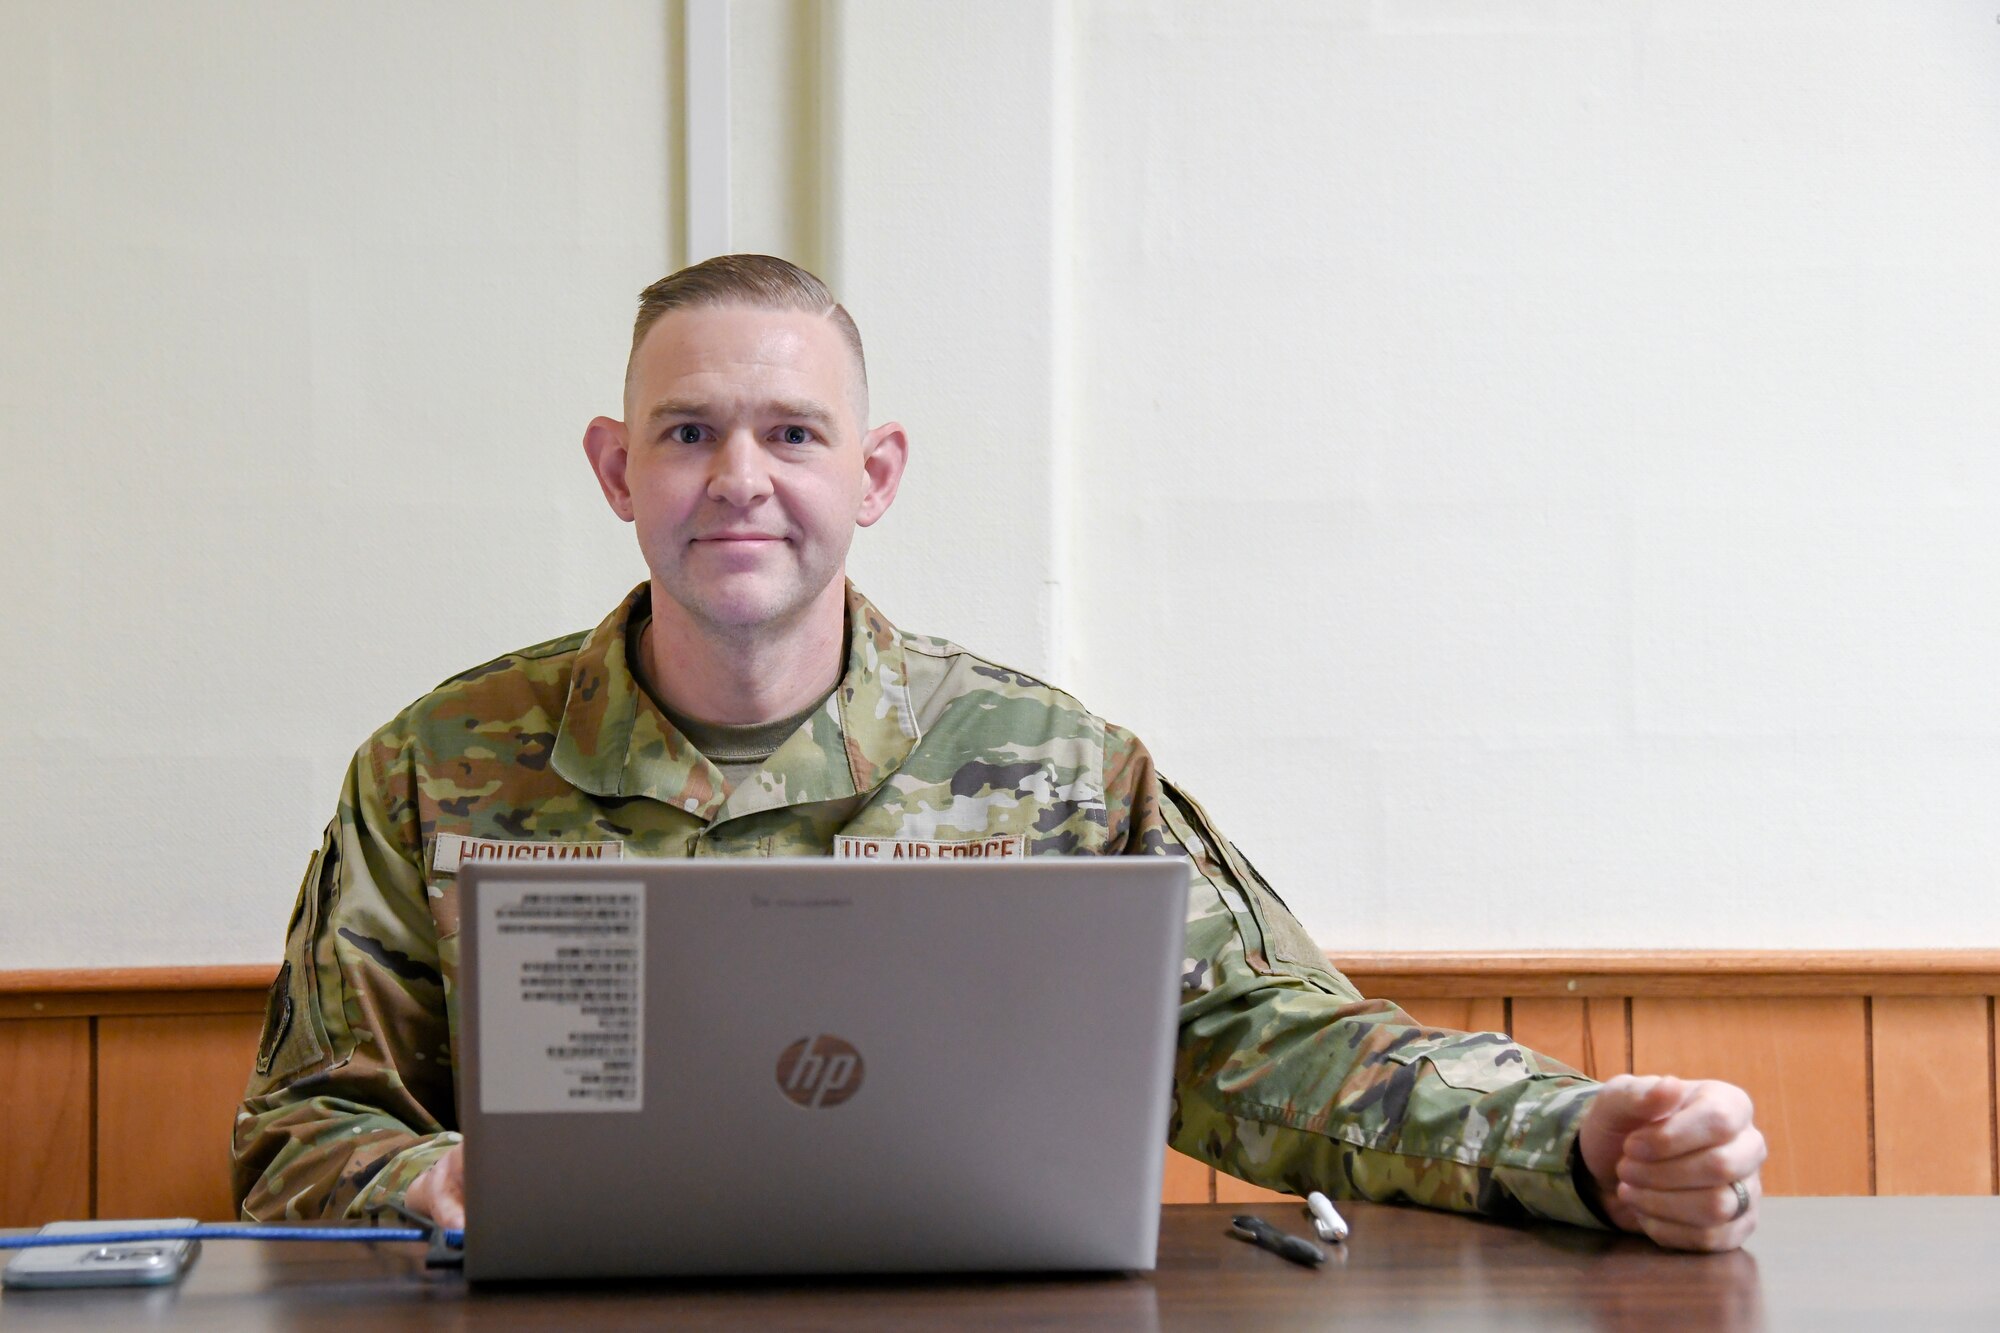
[815,0,845,294]
[1987,995,1997,1196]
[1863,995,1877,1196]
[1045,0,1077,687]
[683,0,732,262]
[87,1016,99,1219]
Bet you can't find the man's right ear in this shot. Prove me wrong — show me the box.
[582,417,635,521]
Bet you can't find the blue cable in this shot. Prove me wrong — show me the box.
[0,1225,465,1250]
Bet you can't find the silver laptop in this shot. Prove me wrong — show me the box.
[457,857,1189,1280]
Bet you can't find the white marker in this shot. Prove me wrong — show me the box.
[1304,1191,1348,1243]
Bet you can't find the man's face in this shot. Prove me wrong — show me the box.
[589,304,902,635]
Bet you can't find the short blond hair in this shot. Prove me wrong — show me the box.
[627,254,867,420]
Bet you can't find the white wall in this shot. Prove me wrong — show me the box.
[1062,0,2000,947]
[3,1,1996,965]
[1,1,672,966]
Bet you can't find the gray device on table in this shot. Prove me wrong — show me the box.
[457,857,1189,1281]
[2,1220,198,1288]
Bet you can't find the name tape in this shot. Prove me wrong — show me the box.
[433,833,1024,872]
[833,835,1026,861]
[433,833,626,874]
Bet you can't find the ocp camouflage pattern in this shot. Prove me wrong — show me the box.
[233,583,1605,1229]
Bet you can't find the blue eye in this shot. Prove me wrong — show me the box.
[675,424,703,444]
[783,426,810,445]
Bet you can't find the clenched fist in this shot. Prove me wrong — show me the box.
[1577,1074,1766,1252]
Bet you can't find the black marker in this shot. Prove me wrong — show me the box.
[1228,1214,1325,1267]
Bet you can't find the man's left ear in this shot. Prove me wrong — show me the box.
[856,422,908,528]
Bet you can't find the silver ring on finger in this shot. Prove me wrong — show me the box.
[1728,1178,1751,1221]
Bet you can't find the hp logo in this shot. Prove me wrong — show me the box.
[776,1034,865,1109]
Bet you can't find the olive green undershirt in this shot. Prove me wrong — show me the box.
[632,614,837,792]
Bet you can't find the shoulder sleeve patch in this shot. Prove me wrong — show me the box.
[254,954,328,1083]
[1159,778,1338,982]
[252,839,333,1085]
[1238,852,1334,977]
[254,961,296,1077]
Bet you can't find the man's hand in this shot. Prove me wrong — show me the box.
[1577,1074,1766,1252]
[405,1145,465,1231]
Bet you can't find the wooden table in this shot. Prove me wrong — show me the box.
[3,1198,1996,1330]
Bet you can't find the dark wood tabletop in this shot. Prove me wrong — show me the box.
[4,1198,1997,1331]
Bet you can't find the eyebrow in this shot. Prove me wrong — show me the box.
[645,397,840,434]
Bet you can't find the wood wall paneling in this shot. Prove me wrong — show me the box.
[1511,998,1632,1080]
[9,960,2000,1219]
[1208,1160,1288,1200]
[1344,952,2000,998]
[1212,1171,1295,1205]
[1630,998,1870,1197]
[0,967,276,1021]
[1161,1147,1211,1204]
[0,967,278,994]
[1871,996,1995,1196]
[0,1017,92,1227]
[1390,996,1509,1036]
[96,1013,264,1221]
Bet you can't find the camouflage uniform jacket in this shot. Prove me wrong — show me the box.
[234,582,1607,1228]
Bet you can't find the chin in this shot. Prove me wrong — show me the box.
[653,555,844,633]
[703,599,793,629]
[673,578,808,631]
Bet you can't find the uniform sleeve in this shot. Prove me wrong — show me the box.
[231,730,461,1221]
[1102,725,1608,1229]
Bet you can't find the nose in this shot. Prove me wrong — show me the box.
[706,427,774,508]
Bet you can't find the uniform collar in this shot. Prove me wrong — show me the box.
[550,581,922,822]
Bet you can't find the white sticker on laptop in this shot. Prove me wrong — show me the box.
[477,880,645,1113]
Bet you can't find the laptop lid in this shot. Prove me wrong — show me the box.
[458,857,1189,1280]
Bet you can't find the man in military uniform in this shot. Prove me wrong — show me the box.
[233,255,1767,1252]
